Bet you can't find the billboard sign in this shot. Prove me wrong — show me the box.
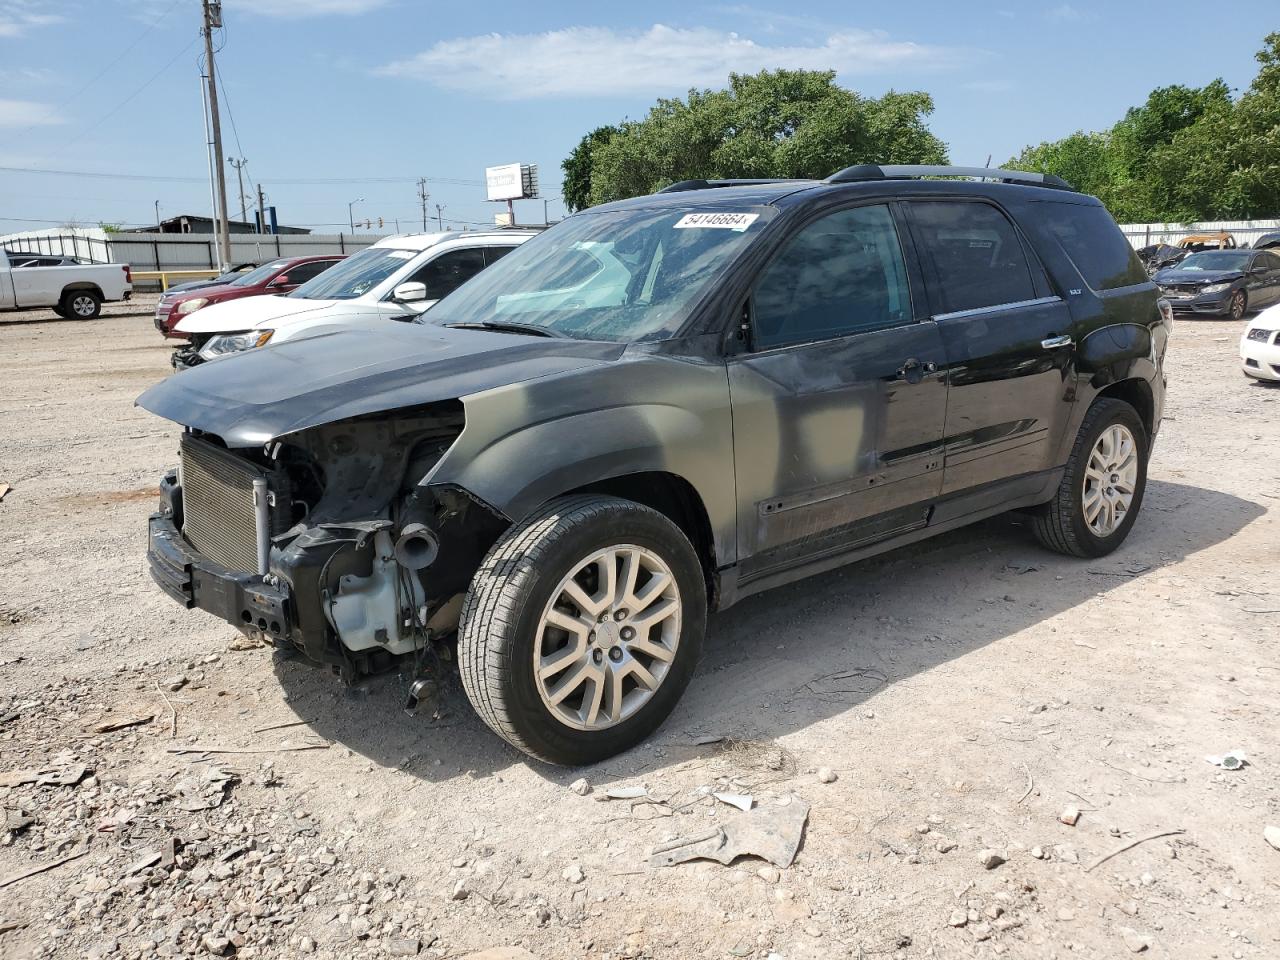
[485,164,524,202]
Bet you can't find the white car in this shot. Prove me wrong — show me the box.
[1241,303,1280,382]
[0,249,132,319]
[173,230,538,367]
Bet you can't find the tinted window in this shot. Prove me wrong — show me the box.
[410,248,486,300]
[483,246,516,266]
[229,259,291,287]
[752,204,911,348]
[1262,251,1280,270]
[910,201,1035,313]
[283,260,335,284]
[1037,201,1147,290]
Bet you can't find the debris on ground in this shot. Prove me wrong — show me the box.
[601,785,648,800]
[0,483,10,502]
[568,777,592,796]
[650,796,809,868]
[1204,750,1248,770]
[1059,804,1081,826]
[712,791,753,812]
[816,766,838,783]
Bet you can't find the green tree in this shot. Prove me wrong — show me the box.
[1007,34,1280,222]
[568,69,948,207]
[561,125,620,212]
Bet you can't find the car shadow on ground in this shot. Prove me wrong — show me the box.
[273,479,1263,786]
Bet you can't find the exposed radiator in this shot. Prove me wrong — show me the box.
[180,435,288,573]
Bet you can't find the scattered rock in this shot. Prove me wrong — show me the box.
[970,921,992,941]
[561,863,585,884]
[936,840,957,854]
[948,911,968,928]
[164,675,188,692]
[449,878,470,900]
[299,937,316,954]
[1030,846,1046,860]
[1120,928,1151,953]
[568,777,592,796]
[1264,825,1280,852]
[756,866,780,884]
[1057,908,1075,922]
[816,767,838,784]
[350,917,372,939]
[200,933,231,956]
[1059,805,1081,826]
[979,849,1007,870]
[388,939,421,957]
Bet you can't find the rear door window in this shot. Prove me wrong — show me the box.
[1036,201,1148,291]
[483,246,516,266]
[409,248,487,300]
[908,201,1037,314]
[283,260,334,284]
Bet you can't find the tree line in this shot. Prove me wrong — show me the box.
[561,33,1280,223]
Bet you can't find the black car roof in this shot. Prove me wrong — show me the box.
[589,176,1101,216]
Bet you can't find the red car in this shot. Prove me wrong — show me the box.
[154,255,344,338]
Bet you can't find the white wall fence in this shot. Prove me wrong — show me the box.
[1,227,394,287]
[1118,220,1280,249]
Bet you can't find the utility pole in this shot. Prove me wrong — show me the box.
[228,157,249,225]
[201,0,231,266]
[256,183,266,235]
[417,178,429,232]
[434,204,446,231]
[154,200,161,229]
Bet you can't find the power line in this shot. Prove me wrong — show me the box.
[15,0,185,136]
[54,35,201,153]
[0,165,484,187]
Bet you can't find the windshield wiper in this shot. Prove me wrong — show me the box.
[441,320,566,339]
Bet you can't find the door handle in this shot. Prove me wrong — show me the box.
[897,358,938,384]
[1041,335,1073,350]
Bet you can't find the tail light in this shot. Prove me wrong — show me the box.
[123,264,132,283]
[1157,297,1173,330]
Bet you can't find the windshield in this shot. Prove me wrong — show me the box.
[1176,251,1251,271]
[288,246,416,300]
[228,259,290,287]
[426,207,770,341]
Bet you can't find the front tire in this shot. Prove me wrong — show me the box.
[458,495,706,765]
[1032,398,1149,558]
[1228,290,1247,320]
[61,290,102,320]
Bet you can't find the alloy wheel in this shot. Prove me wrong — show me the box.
[533,545,681,731]
[72,295,96,317]
[1082,424,1138,537]
[1230,292,1246,320]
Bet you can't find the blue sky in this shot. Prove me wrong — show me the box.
[0,1,1272,235]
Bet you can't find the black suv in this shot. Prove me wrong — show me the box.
[140,164,1171,765]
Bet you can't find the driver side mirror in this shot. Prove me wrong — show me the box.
[268,274,291,287]
[1250,266,1268,275]
[392,281,428,302]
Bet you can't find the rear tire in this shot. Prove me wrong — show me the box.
[61,290,102,320]
[458,495,706,766]
[1032,398,1149,558]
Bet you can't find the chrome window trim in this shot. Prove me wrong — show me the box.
[934,295,1062,322]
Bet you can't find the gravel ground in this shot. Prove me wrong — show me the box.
[1,303,1278,960]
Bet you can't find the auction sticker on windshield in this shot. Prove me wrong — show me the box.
[674,212,759,232]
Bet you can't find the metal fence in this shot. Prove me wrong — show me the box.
[2,231,393,288]
[1118,219,1280,250]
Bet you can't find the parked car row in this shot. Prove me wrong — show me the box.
[166,230,534,368]
[1154,248,1280,319]
[138,165,1174,765]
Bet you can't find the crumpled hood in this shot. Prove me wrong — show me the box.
[136,322,624,446]
[174,295,342,334]
[1154,268,1243,285]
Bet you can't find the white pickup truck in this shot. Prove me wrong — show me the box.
[0,249,133,319]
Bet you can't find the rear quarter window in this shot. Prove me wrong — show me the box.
[1037,201,1147,291]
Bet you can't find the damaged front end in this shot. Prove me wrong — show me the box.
[147,401,508,689]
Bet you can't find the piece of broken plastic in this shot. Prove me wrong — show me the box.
[1205,750,1248,770]
[650,796,810,869]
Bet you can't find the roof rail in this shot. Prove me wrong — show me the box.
[657,178,804,194]
[826,164,1075,191]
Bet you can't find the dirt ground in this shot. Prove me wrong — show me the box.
[1,296,1278,960]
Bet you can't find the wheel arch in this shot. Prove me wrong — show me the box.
[1093,377,1155,438]
[60,282,104,298]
